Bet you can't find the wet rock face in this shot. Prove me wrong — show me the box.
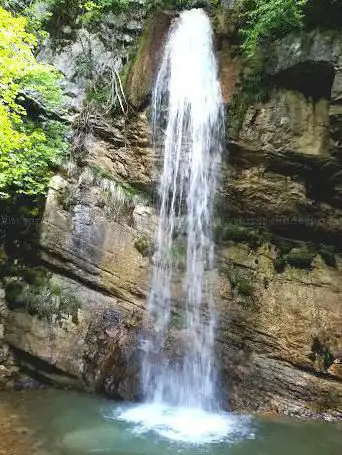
[0,1,157,396]
[0,111,155,396]
[225,29,342,244]
[125,11,173,109]
[217,25,342,418]
[215,244,342,419]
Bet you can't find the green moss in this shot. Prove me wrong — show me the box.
[228,92,250,138]
[273,255,286,273]
[228,56,273,138]
[274,245,316,272]
[22,266,51,287]
[5,281,24,306]
[227,265,255,298]
[236,276,254,297]
[134,235,152,257]
[169,245,186,261]
[286,247,316,269]
[0,247,7,266]
[310,337,334,371]
[171,309,186,330]
[215,222,268,249]
[119,182,141,198]
[91,165,113,182]
[56,186,75,212]
[318,244,337,268]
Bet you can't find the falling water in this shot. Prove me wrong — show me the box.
[142,8,224,411]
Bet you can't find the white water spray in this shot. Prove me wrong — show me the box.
[142,8,224,410]
[117,10,251,443]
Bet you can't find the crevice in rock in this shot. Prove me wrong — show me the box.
[10,346,79,383]
[272,61,335,100]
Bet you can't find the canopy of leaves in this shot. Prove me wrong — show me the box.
[0,6,67,199]
[240,0,308,56]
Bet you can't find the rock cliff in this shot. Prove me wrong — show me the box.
[1,1,342,420]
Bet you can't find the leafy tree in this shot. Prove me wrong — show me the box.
[0,6,67,199]
[240,0,308,56]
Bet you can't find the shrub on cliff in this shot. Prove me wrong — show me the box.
[240,0,308,56]
[0,6,67,199]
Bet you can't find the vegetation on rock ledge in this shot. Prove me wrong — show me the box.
[5,267,81,324]
[239,0,308,56]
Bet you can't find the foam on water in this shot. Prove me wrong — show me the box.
[116,404,253,445]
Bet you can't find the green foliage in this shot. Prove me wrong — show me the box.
[215,221,268,249]
[0,6,67,199]
[83,0,129,12]
[45,0,130,29]
[236,276,254,296]
[239,0,308,56]
[228,265,254,297]
[45,0,218,28]
[274,246,315,272]
[22,266,52,286]
[273,255,286,273]
[86,84,112,106]
[23,283,81,324]
[5,267,81,324]
[5,280,24,304]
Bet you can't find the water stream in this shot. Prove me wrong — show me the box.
[142,8,224,410]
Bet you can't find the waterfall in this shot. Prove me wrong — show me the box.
[142,8,225,410]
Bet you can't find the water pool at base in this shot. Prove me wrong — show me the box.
[0,390,341,455]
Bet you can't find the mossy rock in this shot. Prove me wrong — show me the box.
[56,186,75,212]
[285,247,316,269]
[215,222,267,248]
[273,244,316,272]
[227,265,255,298]
[125,11,172,109]
[0,247,7,266]
[22,266,51,287]
[273,255,286,273]
[236,276,254,297]
[318,244,337,268]
[310,337,334,371]
[169,245,186,261]
[5,281,25,309]
[5,275,81,324]
[134,235,152,257]
[171,309,186,330]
